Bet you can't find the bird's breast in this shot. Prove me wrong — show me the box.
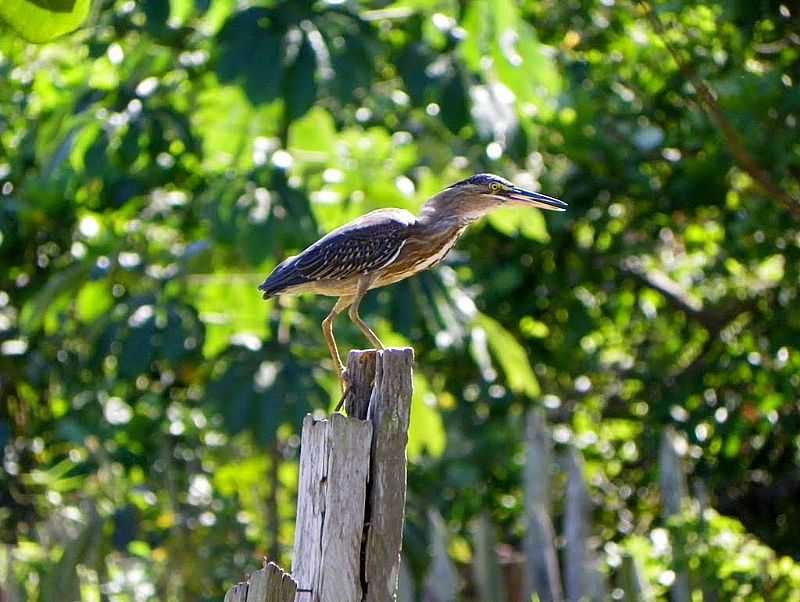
[375,224,467,287]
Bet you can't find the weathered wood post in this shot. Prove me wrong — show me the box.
[619,553,652,602]
[222,347,414,602]
[564,448,607,602]
[659,427,690,602]
[471,512,507,602]
[223,562,298,602]
[523,409,563,602]
[422,510,460,602]
[292,347,414,602]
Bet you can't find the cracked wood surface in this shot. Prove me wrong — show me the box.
[223,561,297,602]
[292,414,372,602]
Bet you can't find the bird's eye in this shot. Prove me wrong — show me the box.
[490,183,500,192]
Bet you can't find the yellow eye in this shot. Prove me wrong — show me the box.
[490,182,501,192]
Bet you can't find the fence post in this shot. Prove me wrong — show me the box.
[659,427,690,602]
[619,553,651,602]
[223,561,297,602]
[291,413,373,601]
[354,348,415,602]
[423,510,460,602]
[471,512,507,602]
[523,409,563,602]
[292,347,414,602]
[222,347,414,602]
[564,448,590,602]
[563,447,607,602]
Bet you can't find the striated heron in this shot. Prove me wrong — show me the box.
[258,173,567,392]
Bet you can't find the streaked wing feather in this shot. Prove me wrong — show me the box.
[295,218,409,281]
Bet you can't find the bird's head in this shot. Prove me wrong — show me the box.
[451,173,567,211]
[422,173,567,224]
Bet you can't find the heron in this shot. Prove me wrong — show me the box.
[258,173,567,393]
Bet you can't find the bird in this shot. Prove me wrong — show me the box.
[258,173,567,395]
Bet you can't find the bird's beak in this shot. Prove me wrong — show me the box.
[506,186,568,212]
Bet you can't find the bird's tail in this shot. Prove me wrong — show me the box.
[258,276,304,300]
[257,281,275,300]
[258,255,309,300]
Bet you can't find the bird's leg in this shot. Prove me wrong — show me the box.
[322,296,353,394]
[348,275,385,350]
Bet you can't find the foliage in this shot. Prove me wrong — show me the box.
[0,0,92,43]
[622,508,800,602]
[0,0,798,600]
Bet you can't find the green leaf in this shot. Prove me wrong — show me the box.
[169,0,194,27]
[0,0,90,43]
[284,32,318,123]
[193,83,281,172]
[756,254,784,283]
[216,7,285,104]
[408,374,446,460]
[29,0,75,11]
[486,206,550,243]
[20,262,91,333]
[288,106,337,155]
[188,277,267,358]
[461,0,560,109]
[76,280,112,323]
[474,313,540,398]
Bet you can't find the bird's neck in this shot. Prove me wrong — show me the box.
[417,189,486,229]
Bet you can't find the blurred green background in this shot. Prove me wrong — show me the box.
[1,0,799,600]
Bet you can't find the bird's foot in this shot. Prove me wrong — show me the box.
[334,368,351,413]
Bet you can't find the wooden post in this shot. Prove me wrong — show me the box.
[619,553,652,602]
[563,447,610,602]
[523,409,563,602]
[422,510,460,602]
[358,349,415,602]
[223,348,413,602]
[564,449,589,602]
[659,427,690,602]
[292,414,373,602]
[223,561,297,602]
[292,347,414,602]
[471,512,507,602]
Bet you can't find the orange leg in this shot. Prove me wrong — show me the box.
[322,295,353,393]
[348,275,384,350]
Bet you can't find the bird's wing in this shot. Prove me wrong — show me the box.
[294,209,414,281]
[258,209,414,297]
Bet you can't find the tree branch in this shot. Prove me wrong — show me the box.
[636,0,800,220]
[618,257,748,331]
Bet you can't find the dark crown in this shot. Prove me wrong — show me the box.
[449,173,512,188]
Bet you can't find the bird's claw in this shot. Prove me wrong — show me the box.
[334,368,351,413]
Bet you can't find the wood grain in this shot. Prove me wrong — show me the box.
[291,414,372,602]
[523,409,563,602]
[363,348,414,602]
[223,561,297,602]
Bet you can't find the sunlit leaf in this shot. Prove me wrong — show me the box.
[486,206,549,243]
[408,374,446,460]
[20,263,91,333]
[474,314,540,398]
[187,277,267,358]
[193,83,281,171]
[288,106,337,156]
[0,0,90,43]
[76,280,112,323]
[460,0,560,111]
